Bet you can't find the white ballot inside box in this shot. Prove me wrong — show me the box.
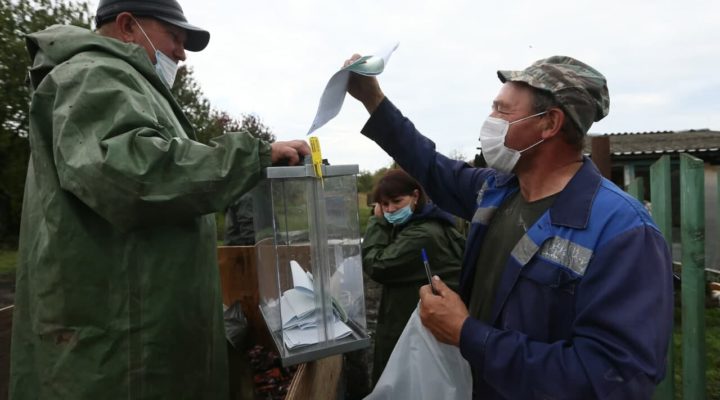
[252,158,370,366]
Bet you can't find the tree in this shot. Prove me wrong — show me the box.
[233,113,275,143]
[171,65,275,144]
[447,149,469,163]
[171,65,213,143]
[357,171,374,194]
[0,1,273,244]
[0,0,91,243]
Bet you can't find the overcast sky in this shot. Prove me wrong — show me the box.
[94,0,720,172]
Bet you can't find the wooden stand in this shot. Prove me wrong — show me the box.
[0,247,343,400]
[218,246,342,400]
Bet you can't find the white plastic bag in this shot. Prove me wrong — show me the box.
[364,305,472,400]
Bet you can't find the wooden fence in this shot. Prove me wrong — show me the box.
[631,154,707,399]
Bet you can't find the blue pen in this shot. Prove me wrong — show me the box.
[421,248,439,295]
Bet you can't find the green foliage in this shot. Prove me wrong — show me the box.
[357,166,392,203]
[0,248,17,276]
[233,113,276,143]
[357,171,374,194]
[0,4,275,244]
[171,65,275,145]
[358,193,371,234]
[707,307,720,398]
[171,65,213,142]
[370,167,391,195]
[0,0,91,243]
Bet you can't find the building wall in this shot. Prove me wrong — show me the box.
[705,165,719,271]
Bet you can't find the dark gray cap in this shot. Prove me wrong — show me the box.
[497,56,610,135]
[95,0,210,52]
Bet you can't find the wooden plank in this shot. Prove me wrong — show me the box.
[217,245,313,351]
[650,155,674,400]
[650,156,673,243]
[1,306,13,400]
[680,153,706,400]
[285,355,342,400]
[627,176,645,201]
[217,246,274,350]
[624,164,636,188]
[590,136,612,179]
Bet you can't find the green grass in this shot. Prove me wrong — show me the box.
[0,249,17,276]
[705,307,720,398]
[358,193,372,234]
[669,306,720,399]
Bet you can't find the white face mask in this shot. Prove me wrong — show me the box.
[132,17,179,89]
[478,111,547,173]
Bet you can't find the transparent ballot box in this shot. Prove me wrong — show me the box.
[251,160,370,366]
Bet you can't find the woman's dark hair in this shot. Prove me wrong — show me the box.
[372,169,427,212]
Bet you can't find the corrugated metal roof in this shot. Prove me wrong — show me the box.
[585,129,720,156]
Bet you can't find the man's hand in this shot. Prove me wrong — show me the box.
[270,140,311,166]
[344,54,385,114]
[419,276,469,346]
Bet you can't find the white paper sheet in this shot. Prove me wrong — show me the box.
[289,260,314,293]
[280,259,356,348]
[283,320,354,349]
[280,288,316,328]
[307,42,399,135]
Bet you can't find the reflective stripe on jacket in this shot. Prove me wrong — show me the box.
[361,98,673,400]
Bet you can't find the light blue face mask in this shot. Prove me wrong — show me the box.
[133,17,179,89]
[384,204,414,225]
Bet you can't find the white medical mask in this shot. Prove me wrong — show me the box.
[133,17,179,89]
[478,111,547,173]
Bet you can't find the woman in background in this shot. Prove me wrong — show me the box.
[362,169,466,384]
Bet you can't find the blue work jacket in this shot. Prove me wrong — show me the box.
[362,98,673,400]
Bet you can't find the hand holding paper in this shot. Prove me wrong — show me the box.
[307,42,399,135]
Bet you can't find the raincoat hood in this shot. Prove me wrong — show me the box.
[11,24,272,399]
[407,203,457,227]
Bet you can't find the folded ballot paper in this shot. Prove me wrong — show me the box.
[280,260,353,349]
[307,42,399,135]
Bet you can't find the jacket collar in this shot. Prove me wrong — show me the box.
[548,156,602,229]
[490,156,601,229]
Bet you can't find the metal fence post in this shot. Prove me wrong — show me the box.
[628,176,645,201]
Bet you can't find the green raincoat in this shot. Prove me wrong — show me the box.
[11,25,272,399]
[362,204,465,384]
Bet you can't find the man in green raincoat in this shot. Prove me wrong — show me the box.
[10,0,310,398]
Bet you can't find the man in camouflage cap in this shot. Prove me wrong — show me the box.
[497,55,610,135]
[345,55,673,399]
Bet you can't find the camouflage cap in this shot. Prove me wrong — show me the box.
[497,56,609,135]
